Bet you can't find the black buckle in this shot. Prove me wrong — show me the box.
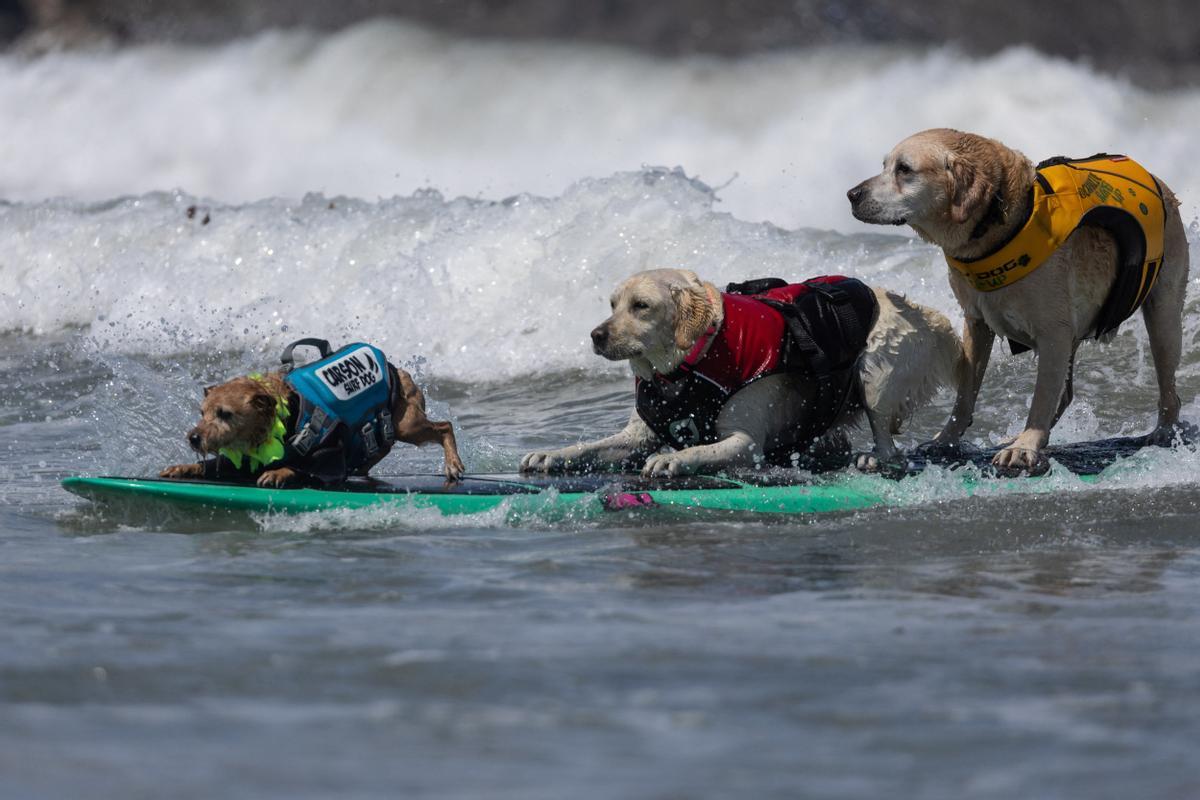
[291,406,330,455]
[379,410,395,445]
[361,422,379,459]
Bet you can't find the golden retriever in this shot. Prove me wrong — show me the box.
[848,128,1190,470]
[520,268,961,477]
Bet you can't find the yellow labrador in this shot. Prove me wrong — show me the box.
[847,128,1190,470]
[520,269,961,477]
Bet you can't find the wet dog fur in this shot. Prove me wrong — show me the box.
[161,365,465,486]
[847,128,1190,470]
[520,268,962,477]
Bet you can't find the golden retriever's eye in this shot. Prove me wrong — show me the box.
[631,300,650,311]
[216,408,233,421]
[895,161,913,175]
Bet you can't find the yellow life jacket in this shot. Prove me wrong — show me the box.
[945,154,1166,339]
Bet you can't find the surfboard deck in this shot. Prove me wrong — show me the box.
[61,434,1184,519]
[61,472,898,518]
[898,433,1174,476]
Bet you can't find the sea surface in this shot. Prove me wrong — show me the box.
[3,21,1200,799]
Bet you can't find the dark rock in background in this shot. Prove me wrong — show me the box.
[6,0,1199,86]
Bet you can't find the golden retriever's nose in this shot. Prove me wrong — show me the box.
[590,325,609,350]
[847,183,867,205]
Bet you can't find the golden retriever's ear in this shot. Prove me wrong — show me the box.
[672,284,713,351]
[948,156,991,224]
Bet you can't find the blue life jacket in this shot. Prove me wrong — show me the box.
[281,338,397,473]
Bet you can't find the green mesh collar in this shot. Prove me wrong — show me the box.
[218,376,290,472]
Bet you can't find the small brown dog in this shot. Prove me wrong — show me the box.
[161,344,465,487]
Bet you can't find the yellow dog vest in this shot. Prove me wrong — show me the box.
[945,154,1166,339]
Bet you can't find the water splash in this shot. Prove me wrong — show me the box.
[0,21,1197,230]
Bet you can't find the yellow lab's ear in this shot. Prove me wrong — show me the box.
[672,284,713,350]
[948,156,991,224]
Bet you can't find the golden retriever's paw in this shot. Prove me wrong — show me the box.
[641,453,695,478]
[520,451,566,473]
[160,463,205,479]
[256,467,298,488]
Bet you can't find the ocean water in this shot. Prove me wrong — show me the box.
[3,21,1200,799]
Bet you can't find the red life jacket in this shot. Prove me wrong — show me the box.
[635,276,876,464]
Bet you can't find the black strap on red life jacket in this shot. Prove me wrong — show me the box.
[725,276,878,375]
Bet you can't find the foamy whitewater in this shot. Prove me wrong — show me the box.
[4,21,1200,800]
[3,20,1200,230]
[1,20,1199,382]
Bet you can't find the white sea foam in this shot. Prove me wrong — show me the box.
[0,20,1198,229]
[251,500,512,533]
[1,21,1198,391]
[2,166,1199,389]
[0,168,957,378]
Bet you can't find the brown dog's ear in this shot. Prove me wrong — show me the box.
[203,384,217,397]
[251,391,277,414]
[948,156,991,224]
[672,284,714,351]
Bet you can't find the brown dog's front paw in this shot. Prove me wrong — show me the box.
[444,456,466,482]
[160,463,205,479]
[256,467,298,488]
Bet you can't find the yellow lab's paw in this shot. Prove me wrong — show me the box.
[992,445,1049,475]
[1145,420,1198,447]
[854,451,908,477]
[992,429,1049,474]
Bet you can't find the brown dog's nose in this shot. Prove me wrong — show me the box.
[590,325,609,348]
[847,183,867,205]
[188,430,202,450]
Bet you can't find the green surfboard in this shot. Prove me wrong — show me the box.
[60,472,893,517]
[61,434,1170,520]
[61,462,1105,521]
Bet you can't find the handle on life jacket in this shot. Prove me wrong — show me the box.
[733,277,877,376]
[726,277,788,295]
[280,338,333,373]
